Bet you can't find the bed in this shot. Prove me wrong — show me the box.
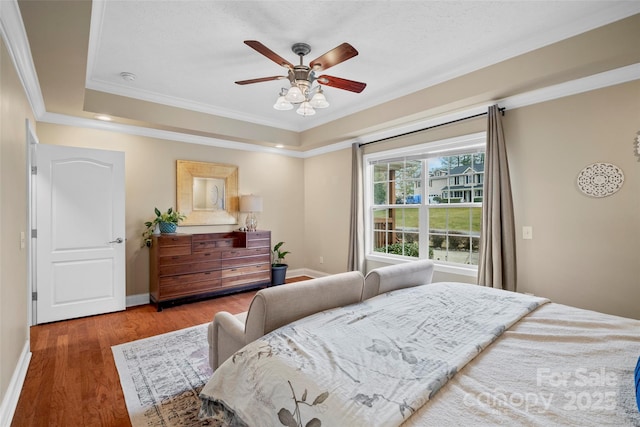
[199,281,640,426]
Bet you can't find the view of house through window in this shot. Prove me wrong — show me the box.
[366,134,485,268]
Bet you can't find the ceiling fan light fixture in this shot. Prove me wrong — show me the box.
[273,89,293,110]
[285,85,304,103]
[236,40,365,117]
[296,101,316,116]
[310,89,329,108]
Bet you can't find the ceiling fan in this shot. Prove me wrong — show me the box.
[235,40,367,115]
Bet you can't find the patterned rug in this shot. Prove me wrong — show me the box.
[112,324,215,426]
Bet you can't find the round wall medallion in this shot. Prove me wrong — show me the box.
[577,162,624,198]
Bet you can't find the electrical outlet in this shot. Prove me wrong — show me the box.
[319,256,324,264]
[20,231,25,249]
[522,226,533,240]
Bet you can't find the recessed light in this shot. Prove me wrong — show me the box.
[275,144,284,148]
[94,114,112,121]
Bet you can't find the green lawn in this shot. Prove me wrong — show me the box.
[374,207,481,232]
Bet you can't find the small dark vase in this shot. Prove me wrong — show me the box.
[271,264,288,286]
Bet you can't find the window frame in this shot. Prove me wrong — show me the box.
[363,132,486,277]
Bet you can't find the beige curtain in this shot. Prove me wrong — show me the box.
[478,105,517,291]
[348,143,365,272]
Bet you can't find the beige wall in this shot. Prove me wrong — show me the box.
[303,148,352,274]
[35,123,305,297]
[507,80,640,319]
[0,39,33,406]
[363,81,640,319]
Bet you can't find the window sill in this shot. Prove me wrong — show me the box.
[366,253,478,277]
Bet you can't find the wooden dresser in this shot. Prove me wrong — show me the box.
[149,230,271,310]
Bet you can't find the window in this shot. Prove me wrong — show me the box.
[364,133,485,274]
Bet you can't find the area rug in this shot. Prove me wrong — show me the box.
[112,324,215,426]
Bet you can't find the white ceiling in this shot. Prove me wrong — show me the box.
[85,1,640,132]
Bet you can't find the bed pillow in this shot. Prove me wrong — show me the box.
[635,356,640,411]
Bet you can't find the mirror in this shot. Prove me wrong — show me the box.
[177,160,238,225]
[192,177,225,211]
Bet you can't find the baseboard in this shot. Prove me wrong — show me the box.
[0,340,31,426]
[288,268,328,279]
[126,293,150,307]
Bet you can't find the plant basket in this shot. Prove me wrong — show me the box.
[271,264,288,286]
[159,222,177,233]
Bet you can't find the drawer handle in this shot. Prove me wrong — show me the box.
[172,256,179,260]
[204,253,211,256]
[204,272,211,275]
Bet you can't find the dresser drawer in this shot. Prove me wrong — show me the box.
[221,270,271,288]
[247,231,270,240]
[222,254,270,268]
[221,247,270,259]
[246,238,270,248]
[193,239,234,252]
[158,277,222,299]
[158,244,191,257]
[160,270,221,286]
[159,251,220,266]
[159,259,222,276]
[222,263,269,278]
[156,234,192,245]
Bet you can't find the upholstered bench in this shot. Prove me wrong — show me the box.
[208,270,364,369]
[362,259,435,300]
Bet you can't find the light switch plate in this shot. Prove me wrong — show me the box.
[522,226,533,240]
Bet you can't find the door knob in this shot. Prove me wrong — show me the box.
[109,238,124,244]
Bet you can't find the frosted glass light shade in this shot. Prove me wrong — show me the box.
[296,101,316,116]
[310,91,329,108]
[285,86,304,103]
[273,95,293,110]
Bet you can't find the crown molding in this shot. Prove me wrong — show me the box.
[38,112,306,158]
[83,2,640,134]
[332,63,640,155]
[3,0,639,159]
[0,0,45,117]
[36,62,640,159]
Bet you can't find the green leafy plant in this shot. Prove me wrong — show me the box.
[141,207,186,247]
[272,241,291,266]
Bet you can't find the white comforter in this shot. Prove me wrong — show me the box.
[404,302,640,426]
[200,282,548,426]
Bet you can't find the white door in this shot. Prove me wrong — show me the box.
[35,144,125,324]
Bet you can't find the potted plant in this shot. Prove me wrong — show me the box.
[142,207,186,247]
[271,241,291,286]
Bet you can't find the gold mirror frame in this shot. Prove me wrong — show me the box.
[176,160,238,225]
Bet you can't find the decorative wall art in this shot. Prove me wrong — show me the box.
[177,160,239,225]
[576,162,624,198]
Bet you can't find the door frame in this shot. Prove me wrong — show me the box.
[26,119,37,327]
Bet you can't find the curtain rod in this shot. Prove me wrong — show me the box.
[358,107,505,148]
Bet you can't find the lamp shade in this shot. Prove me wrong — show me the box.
[240,195,263,212]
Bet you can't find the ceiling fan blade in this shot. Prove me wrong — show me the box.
[244,40,294,69]
[310,43,359,72]
[235,76,287,85]
[316,75,366,93]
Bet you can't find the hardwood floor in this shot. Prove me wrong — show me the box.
[11,277,310,427]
